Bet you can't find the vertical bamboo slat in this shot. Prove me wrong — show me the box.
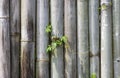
[113,0,120,78]
[64,0,77,78]
[51,0,64,78]
[101,0,113,78]
[10,0,20,78]
[36,0,49,78]
[21,0,35,78]
[0,0,10,78]
[89,0,99,78]
[77,0,89,78]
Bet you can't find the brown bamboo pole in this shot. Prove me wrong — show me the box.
[10,0,20,78]
[77,0,89,78]
[113,0,120,78]
[101,0,113,78]
[51,0,64,78]
[89,0,100,78]
[36,0,49,78]
[64,0,77,78]
[0,0,10,78]
[21,0,35,78]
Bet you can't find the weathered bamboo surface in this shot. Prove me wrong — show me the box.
[21,0,35,78]
[64,0,77,78]
[36,0,49,78]
[51,0,64,78]
[89,0,100,78]
[0,0,10,78]
[113,0,120,78]
[10,0,20,78]
[0,0,119,78]
[101,0,113,78]
[77,0,89,78]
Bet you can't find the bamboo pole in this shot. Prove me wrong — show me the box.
[36,0,49,78]
[64,0,77,78]
[10,0,20,78]
[0,0,10,78]
[77,0,89,78]
[21,0,35,78]
[101,0,113,78]
[89,0,100,78]
[113,0,120,78]
[51,0,64,78]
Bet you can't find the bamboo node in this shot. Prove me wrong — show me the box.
[79,51,89,55]
[0,16,9,19]
[36,59,49,62]
[10,32,20,36]
[90,52,100,57]
[20,40,35,42]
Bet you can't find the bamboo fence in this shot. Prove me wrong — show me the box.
[0,0,119,78]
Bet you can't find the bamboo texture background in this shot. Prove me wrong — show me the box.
[0,0,119,78]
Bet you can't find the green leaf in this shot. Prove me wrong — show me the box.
[51,42,57,50]
[61,36,68,43]
[46,45,52,53]
[56,40,62,46]
[91,73,97,78]
[46,24,52,33]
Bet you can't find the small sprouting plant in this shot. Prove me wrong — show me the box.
[98,2,112,10]
[46,24,68,53]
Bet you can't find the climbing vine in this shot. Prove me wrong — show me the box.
[45,24,68,53]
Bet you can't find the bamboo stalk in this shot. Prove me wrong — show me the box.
[77,0,89,78]
[89,0,100,78]
[10,0,20,78]
[0,0,10,78]
[113,0,120,78]
[21,0,35,78]
[51,0,64,78]
[36,0,49,78]
[101,0,113,78]
[64,0,77,78]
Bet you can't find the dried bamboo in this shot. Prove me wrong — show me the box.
[0,0,10,78]
[51,0,64,78]
[10,0,20,78]
[77,0,89,78]
[101,0,113,78]
[113,0,120,78]
[21,0,35,78]
[36,0,49,78]
[89,0,100,78]
[64,0,77,78]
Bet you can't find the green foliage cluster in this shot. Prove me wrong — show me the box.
[45,24,68,53]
